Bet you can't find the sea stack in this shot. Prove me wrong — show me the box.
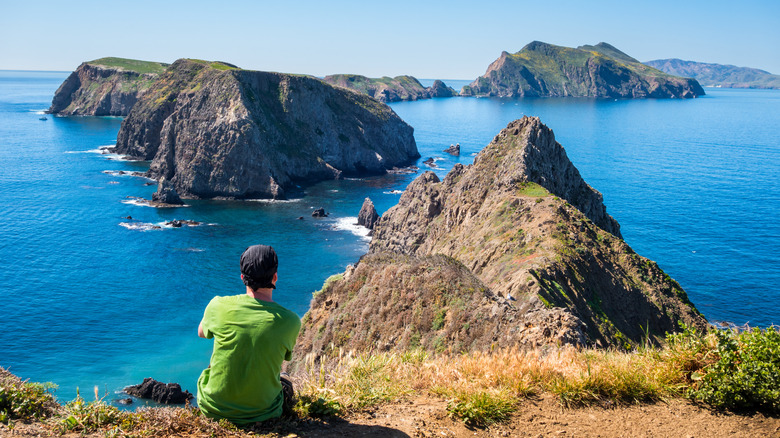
[357,197,379,230]
[111,59,419,200]
[292,117,707,367]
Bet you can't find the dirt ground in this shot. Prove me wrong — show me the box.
[287,395,780,438]
[4,395,779,437]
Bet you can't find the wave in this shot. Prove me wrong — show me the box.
[104,171,155,181]
[247,198,302,204]
[332,217,371,241]
[119,222,164,231]
[120,197,191,208]
[384,190,404,195]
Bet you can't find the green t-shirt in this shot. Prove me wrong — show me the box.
[197,294,301,424]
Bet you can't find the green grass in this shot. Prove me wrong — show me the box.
[88,57,168,74]
[516,181,549,197]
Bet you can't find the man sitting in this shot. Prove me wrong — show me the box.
[197,245,301,424]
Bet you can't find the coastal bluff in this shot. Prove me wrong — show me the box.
[461,42,705,98]
[48,57,168,116]
[322,74,457,102]
[111,59,419,199]
[293,117,707,366]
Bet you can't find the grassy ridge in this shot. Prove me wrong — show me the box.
[87,57,169,74]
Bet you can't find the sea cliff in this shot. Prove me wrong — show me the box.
[48,57,168,116]
[322,74,457,102]
[111,59,419,199]
[294,117,707,366]
[645,58,780,89]
[461,42,705,98]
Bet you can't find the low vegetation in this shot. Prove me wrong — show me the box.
[88,57,169,75]
[2,325,778,436]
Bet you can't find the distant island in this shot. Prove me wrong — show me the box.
[110,59,419,200]
[48,57,168,116]
[322,74,457,102]
[461,41,705,99]
[644,59,780,89]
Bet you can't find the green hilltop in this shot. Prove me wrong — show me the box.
[462,41,704,98]
[86,57,169,75]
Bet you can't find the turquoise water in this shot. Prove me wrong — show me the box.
[1,71,778,404]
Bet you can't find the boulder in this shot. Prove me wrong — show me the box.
[151,178,184,205]
[124,378,193,404]
[357,197,379,229]
[312,207,328,217]
[443,143,460,156]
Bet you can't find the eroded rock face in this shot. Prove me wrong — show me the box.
[124,378,193,404]
[48,60,166,116]
[461,41,705,98]
[294,117,707,365]
[151,178,183,205]
[112,60,419,199]
[357,197,379,229]
[322,75,457,102]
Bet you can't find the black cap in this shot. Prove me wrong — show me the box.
[240,245,278,290]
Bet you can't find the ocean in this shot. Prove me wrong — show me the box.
[1,72,778,405]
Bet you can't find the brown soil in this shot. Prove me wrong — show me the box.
[5,396,779,437]
[293,396,780,438]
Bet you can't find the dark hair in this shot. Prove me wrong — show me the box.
[240,245,278,290]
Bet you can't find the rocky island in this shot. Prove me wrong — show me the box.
[322,74,457,102]
[110,59,419,199]
[645,58,780,89]
[48,57,169,116]
[461,42,705,98]
[293,117,707,367]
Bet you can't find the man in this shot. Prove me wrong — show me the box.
[197,245,301,424]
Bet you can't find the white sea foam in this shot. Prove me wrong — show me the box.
[332,216,371,241]
[121,198,156,208]
[119,222,164,231]
[247,198,302,204]
[384,190,404,195]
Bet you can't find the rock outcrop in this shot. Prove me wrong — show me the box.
[357,197,379,229]
[124,378,193,404]
[111,59,419,200]
[461,42,705,98]
[151,178,184,205]
[293,117,707,366]
[323,74,458,102]
[645,58,780,89]
[443,143,460,156]
[48,58,168,116]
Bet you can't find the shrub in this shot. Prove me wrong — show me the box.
[0,368,57,424]
[688,326,780,412]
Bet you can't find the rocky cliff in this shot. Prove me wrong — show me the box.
[48,57,168,116]
[322,74,457,102]
[111,59,419,199]
[293,117,707,366]
[461,42,705,98]
[645,58,780,89]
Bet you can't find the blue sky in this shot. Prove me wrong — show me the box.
[2,0,778,78]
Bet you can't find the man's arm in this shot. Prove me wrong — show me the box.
[198,320,206,338]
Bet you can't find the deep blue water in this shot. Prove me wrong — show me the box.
[1,71,778,405]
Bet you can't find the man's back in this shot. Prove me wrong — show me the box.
[197,294,300,424]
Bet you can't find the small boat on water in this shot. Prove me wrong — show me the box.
[39,116,48,121]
